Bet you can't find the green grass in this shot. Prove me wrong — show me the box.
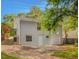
[51,46,78,59]
[1,52,19,59]
[1,52,33,59]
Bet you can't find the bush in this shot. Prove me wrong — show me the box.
[1,39,14,45]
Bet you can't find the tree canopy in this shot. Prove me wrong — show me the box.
[3,14,16,28]
[26,6,43,19]
[2,14,16,38]
[40,0,78,32]
[2,0,78,40]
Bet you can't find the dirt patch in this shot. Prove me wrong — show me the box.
[2,45,65,59]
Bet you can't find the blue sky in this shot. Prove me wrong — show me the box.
[1,0,47,21]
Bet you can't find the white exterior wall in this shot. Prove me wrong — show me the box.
[14,17,21,43]
[20,21,40,47]
[37,32,49,46]
[14,16,63,47]
[49,27,63,45]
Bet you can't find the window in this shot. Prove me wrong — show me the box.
[26,35,32,41]
[46,35,49,38]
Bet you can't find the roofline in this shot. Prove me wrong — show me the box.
[14,16,39,23]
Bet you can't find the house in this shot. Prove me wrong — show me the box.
[14,16,63,47]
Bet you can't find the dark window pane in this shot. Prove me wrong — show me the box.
[26,35,32,41]
[46,36,49,38]
[14,37,17,42]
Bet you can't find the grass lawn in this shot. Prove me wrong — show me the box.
[1,52,19,59]
[1,52,31,59]
[50,45,78,59]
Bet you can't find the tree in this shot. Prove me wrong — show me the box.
[3,14,16,28]
[47,0,78,18]
[17,13,26,17]
[27,6,43,19]
[26,6,44,31]
[1,23,11,40]
[3,14,16,37]
[40,0,78,41]
[62,16,78,43]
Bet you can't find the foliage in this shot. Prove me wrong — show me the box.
[51,46,78,59]
[2,14,16,38]
[63,16,78,31]
[43,0,78,32]
[10,29,16,36]
[39,0,78,40]
[1,39,14,45]
[47,0,78,16]
[40,11,61,32]
[1,23,11,40]
[62,16,78,40]
[27,6,43,19]
[2,0,78,39]
[1,23,11,33]
[3,14,16,28]
[17,13,27,17]
[27,6,45,31]
[46,0,78,28]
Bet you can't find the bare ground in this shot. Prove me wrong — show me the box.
[1,45,68,59]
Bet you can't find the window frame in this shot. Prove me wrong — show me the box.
[26,35,32,42]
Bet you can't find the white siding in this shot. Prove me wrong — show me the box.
[20,21,39,47]
[14,18,20,43]
[14,16,63,47]
[49,27,63,45]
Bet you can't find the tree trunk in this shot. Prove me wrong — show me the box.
[64,30,68,44]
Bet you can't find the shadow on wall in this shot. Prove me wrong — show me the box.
[63,38,78,44]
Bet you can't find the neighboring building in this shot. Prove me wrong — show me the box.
[14,16,63,47]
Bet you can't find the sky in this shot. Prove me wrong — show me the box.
[1,0,47,21]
